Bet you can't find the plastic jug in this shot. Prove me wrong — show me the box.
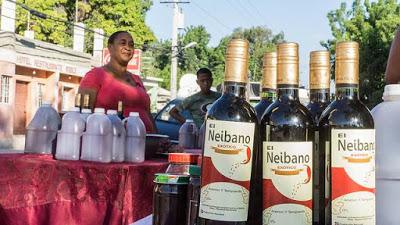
[25,102,61,154]
[197,122,205,149]
[107,110,126,162]
[80,108,92,122]
[81,108,113,163]
[179,119,198,149]
[372,84,400,225]
[55,107,85,160]
[125,112,146,163]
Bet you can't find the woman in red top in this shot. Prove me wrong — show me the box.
[79,31,156,133]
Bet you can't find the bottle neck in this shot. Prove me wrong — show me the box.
[224,81,247,98]
[260,88,277,101]
[277,84,299,101]
[309,89,330,103]
[335,84,359,100]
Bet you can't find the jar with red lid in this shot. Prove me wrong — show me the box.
[166,153,199,175]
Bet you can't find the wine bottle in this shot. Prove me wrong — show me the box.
[306,50,331,225]
[81,94,92,121]
[117,100,124,120]
[198,39,259,225]
[255,52,277,122]
[75,93,82,110]
[306,51,331,123]
[260,42,315,225]
[319,41,375,225]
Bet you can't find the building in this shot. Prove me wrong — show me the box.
[0,0,163,149]
[0,31,94,148]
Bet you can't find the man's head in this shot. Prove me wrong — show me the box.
[196,68,213,94]
[107,31,134,66]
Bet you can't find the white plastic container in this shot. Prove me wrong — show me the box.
[81,108,113,163]
[107,110,126,162]
[55,107,85,160]
[125,112,146,163]
[372,84,400,225]
[80,108,92,122]
[24,102,61,154]
[179,119,198,149]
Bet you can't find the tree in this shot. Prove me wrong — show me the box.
[15,0,70,46]
[322,0,400,108]
[179,25,212,75]
[211,26,284,85]
[13,0,155,53]
[66,0,156,53]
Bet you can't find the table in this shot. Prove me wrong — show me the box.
[0,154,168,225]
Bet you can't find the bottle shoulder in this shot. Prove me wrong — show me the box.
[261,99,314,128]
[207,94,257,123]
[318,99,374,128]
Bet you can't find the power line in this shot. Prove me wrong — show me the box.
[247,0,265,21]
[5,0,107,38]
[191,1,232,32]
[234,0,262,24]
[223,0,248,22]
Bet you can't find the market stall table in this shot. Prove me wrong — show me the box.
[0,153,168,225]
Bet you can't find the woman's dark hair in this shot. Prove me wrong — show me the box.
[107,31,131,45]
[196,68,213,78]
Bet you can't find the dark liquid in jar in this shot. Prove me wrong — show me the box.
[153,183,188,225]
[187,176,200,225]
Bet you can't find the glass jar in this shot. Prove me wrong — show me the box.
[166,153,199,175]
[187,165,201,225]
[153,173,189,225]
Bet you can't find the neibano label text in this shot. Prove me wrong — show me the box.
[263,142,313,225]
[199,119,255,221]
[331,129,375,225]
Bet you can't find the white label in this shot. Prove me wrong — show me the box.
[199,120,255,221]
[331,129,375,225]
[263,142,313,225]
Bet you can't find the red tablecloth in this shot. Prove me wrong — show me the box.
[0,154,168,225]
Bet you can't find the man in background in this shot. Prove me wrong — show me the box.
[170,68,221,127]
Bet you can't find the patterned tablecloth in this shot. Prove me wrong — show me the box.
[0,154,168,225]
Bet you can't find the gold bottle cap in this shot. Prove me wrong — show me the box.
[261,52,277,89]
[224,39,249,83]
[83,94,90,108]
[335,41,359,85]
[277,42,299,85]
[309,50,331,89]
[75,93,82,107]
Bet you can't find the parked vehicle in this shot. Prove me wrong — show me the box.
[154,99,192,141]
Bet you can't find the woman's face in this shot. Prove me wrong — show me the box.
[109,32,134,65]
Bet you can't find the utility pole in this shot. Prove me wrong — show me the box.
[160,0,189,99]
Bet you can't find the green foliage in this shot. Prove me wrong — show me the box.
[14,0,155,53]
[149,25,284,89]
[15,0,70,46]
[322,0,400,108]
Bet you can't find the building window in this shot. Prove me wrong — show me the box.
[37,83,45,107]
[0,75,11,103]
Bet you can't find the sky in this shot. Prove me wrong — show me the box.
[146,0,354,87]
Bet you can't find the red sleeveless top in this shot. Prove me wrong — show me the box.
[79,67,155,133]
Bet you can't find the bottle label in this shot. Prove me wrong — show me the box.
[199,120,255,221]
[331,129,375,225]
[325,141,330,225]
[263,142,313,225]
